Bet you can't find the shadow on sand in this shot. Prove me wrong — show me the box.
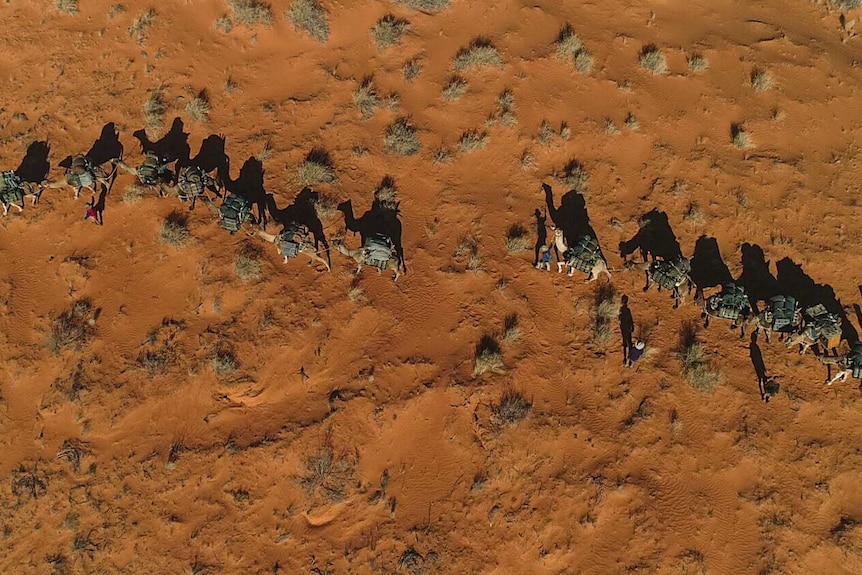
[337,176,407,273]
[619,208,683,262]
[222,156,268,229]
[689,235,733,300]
[133,117,191,164]
[266,187,331,269]
[543,183,598,244]
[738,243,780,313]
[15,141,51,183]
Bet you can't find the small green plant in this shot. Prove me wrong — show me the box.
[731,123,752,149]
[473,335,504,376]
[353,77,380,119]
[441,75,468,101]
[384,117,421,156]
[55,0,79,14]
[214,15,234,33]
[454,38,503,71]
[591,282,617,344]
[143,89,166,135]
[750,68,772,91]
[159,211,190,247]
[49,300,95,354]
[287,0,329,43]
[492,388,531,425]
[393,0,449,12]
[679,321,720,392]
[402,58,423,82]
[558,159,589,192]
[638,44,667,75]
[687,53,708,72]
[185,90,211,123]
[295,148,338,186]
[228,0,273,27]
[458,129,488,153]
[505,223,529,252]
[372,14,409,49]
[129,8,156,44]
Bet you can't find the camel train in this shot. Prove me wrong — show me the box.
[1,122,859,388]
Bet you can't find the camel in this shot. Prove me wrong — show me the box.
[743,295,801,343]
[552,227,610,282]
[0,171,43,216]
[219,193,256,235]
[256,223,330,272]
[784,304,843,356]
[163,165,222,211]
[702,282,751,331]
[624,256,692,308]
[41,154,114,199]
[337,233,401,281]
[112,151,175,196]
[818,343,862,385]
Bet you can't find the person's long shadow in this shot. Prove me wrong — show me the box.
[15,141,51,183]
[738,243,780,313]
[619,208,682,262]
[189,133,228,174]
[749,332,771,401]
[776,257,858,345]
[93,186,108,225]
[337,176,406,273]
[542,182,597,244]
[222,156,268,229]
[689,235,733,301]
[85,122,124,166]
[132,117,190,163]
[265,187,331,268]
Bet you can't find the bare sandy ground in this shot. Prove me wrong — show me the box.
[2,0,862,573]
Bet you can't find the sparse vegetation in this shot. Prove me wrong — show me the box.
[235,252,262,282]
[129,8,155,45]
[108,4,126,18]
[731,123,752,149]
[492,388,531,425]
[591,282,617,344]
[454,234,483,272]
[537,120,555,145]
[122,185,146,204]
[505,223,530,252]
[402,58,423,82]
[211,346,239,375]
[624,112,639,130]
[750,68,772,91]
[49,299,96,354]
[454,38,503,71]
[394,0,449,12]
[488,89,516,126]
[159,211,190,247]
[185,90,211,123]
[384,117,421,156]
[558,159,589,192]
[374,176,400,211]
[687,53,708,72]
[214,15,234,33]
[442,76,468,101]
[574,49,593,73]
[295,149,338,186]
[137,319,183,375]
[228,0,273,27]
[560,121,571,140]
[638,44,667,75]
[57,439,90,473]
[287,0,329,43]
[458,129,488,153]
[501,312,520,342]
[298,429,357,502]
[143,89,166,135]
[604,118,620,135]
[353,77,380,119]
[520,149,535,169]
[432,148,451,163]
[473,335,504,376]
[55,0,79,14]
[372,14,409,49]
[555,24,581,58]
[832,0,862,9]
[679,321,720,392]
[224,77,239,93]
[683,201,704,223]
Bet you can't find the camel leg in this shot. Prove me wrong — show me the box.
[557,262,565,273]
[672,287,681,309]
[113,160,138,177]
[643,271,651,292]
[12,202,23,213]
[764,329,771,344]
[305,251,331,272]
[827,370,849,386]
[390,260,400,281]
[703,313,710,329]
[2,203,8,216]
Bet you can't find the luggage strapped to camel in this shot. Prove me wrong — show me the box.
[712,283,748,320]
[67,156,96,188]
[178,166,206,201]
[277,222,310,259]
[220,193,252,233]
[564,235,603,273]
[0,171,24,203]
[804,304,842,349]
[363,233,395,270]
[767,295,798,332]
[850,342,862,379]
[651,258,689,290]
[138,152,170,186]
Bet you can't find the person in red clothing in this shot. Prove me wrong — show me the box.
[84,199,102,225]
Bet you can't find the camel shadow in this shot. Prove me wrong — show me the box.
[86,122,124,166]
[738,243,780,313]
[619,208,682,262]
[690,235,733,300]
[222,156,268,229]
[189,133,229,174]
[15,141,51,183]
[337,176,406,272]
[543,183,597,243]
[265,187,331,269]
[776,257,858,344]
[133,117,190,163]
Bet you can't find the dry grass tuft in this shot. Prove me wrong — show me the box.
[604,118,620,135]
[555,24,581,58]
[296,148,338,186]
[537,120,555,145]
[214,15,233,33]
[624,112,639,130]
[488,89,516,126]
[372,14,409,49]
[108,4,126,18]
[143,90,166,135]
[394,0,449,12]
[224,77,239,93]
[442,75,468,101]
[384,117,421,156]
[832,0,862,8]
[122,185,146,204]
[687,53,708,72]
[373,176,400,211]
[298,429,357,503]
[458,129,488,153]
[558,159,590,192]
[638,44,667,75]
[432,148,452,163]
[473,335,504,376]
[228,0,273,27]
[492,388,531,425]
[129,8,155,45]
[591,282,617,344]
[454,38,503,71]
[159,211,190,247]
[402,58,423,82]
[287,0,329,43]
[679,320,720,392]
[520,149,535,170]
[574,49,593,73]
[731,123,752,149]
[353,77,380,119]
[235,252,262,282]
[505,223,530,252]
[750,68,772,91]
[454,234,483,272]
[501,311,520,342]
[185,90,211,123]
[49,299,96,354]
[211,346,239,375]
[55,0,79,14]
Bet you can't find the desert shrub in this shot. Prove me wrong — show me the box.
[372,14,409,49]
[185,90,210,123]
[624,112,639,130]
[458,129,488,153]
[473,335,504,376]
[454,38,503,71]
[49,299,95,354]
[683,201,704,223]
[558,159,589,192]
[687,53,708,71]
[501,312,520,342]
[402,58,423,81]
[122,185,146,204]
[298,429,357,502]
[750,68,772,91]
[560,121,571,140]
[159,211,190,247]
[384,117,421,156]
[638,44,667,74]
[488,89,516,126]
[454,234,483,272]
[432,148,451,163]
[555,24,581,58]
[520,149,535,169]
[505,223,529,252]
[353,77,380,119]
[678,321,720,391]
[224,77,239,93]
[441,76,468,101]
[832,0,862,8]
[287,0,329,43]
[211,346,239,375]
[235,253,262,282]
[537,120,555,144]
[214,15,233,33]
[492,388,531,425]
[55,0,79,14]
[394,0,449,12]
[295,148,337,185]
[604,118,620,135]
[373,176,399,208]
[574,49,593,73]
[592,282,617,344]
[228,0,273,27]
[143,90,166,135]
[731,123,751,149]
[129,8,155,44]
